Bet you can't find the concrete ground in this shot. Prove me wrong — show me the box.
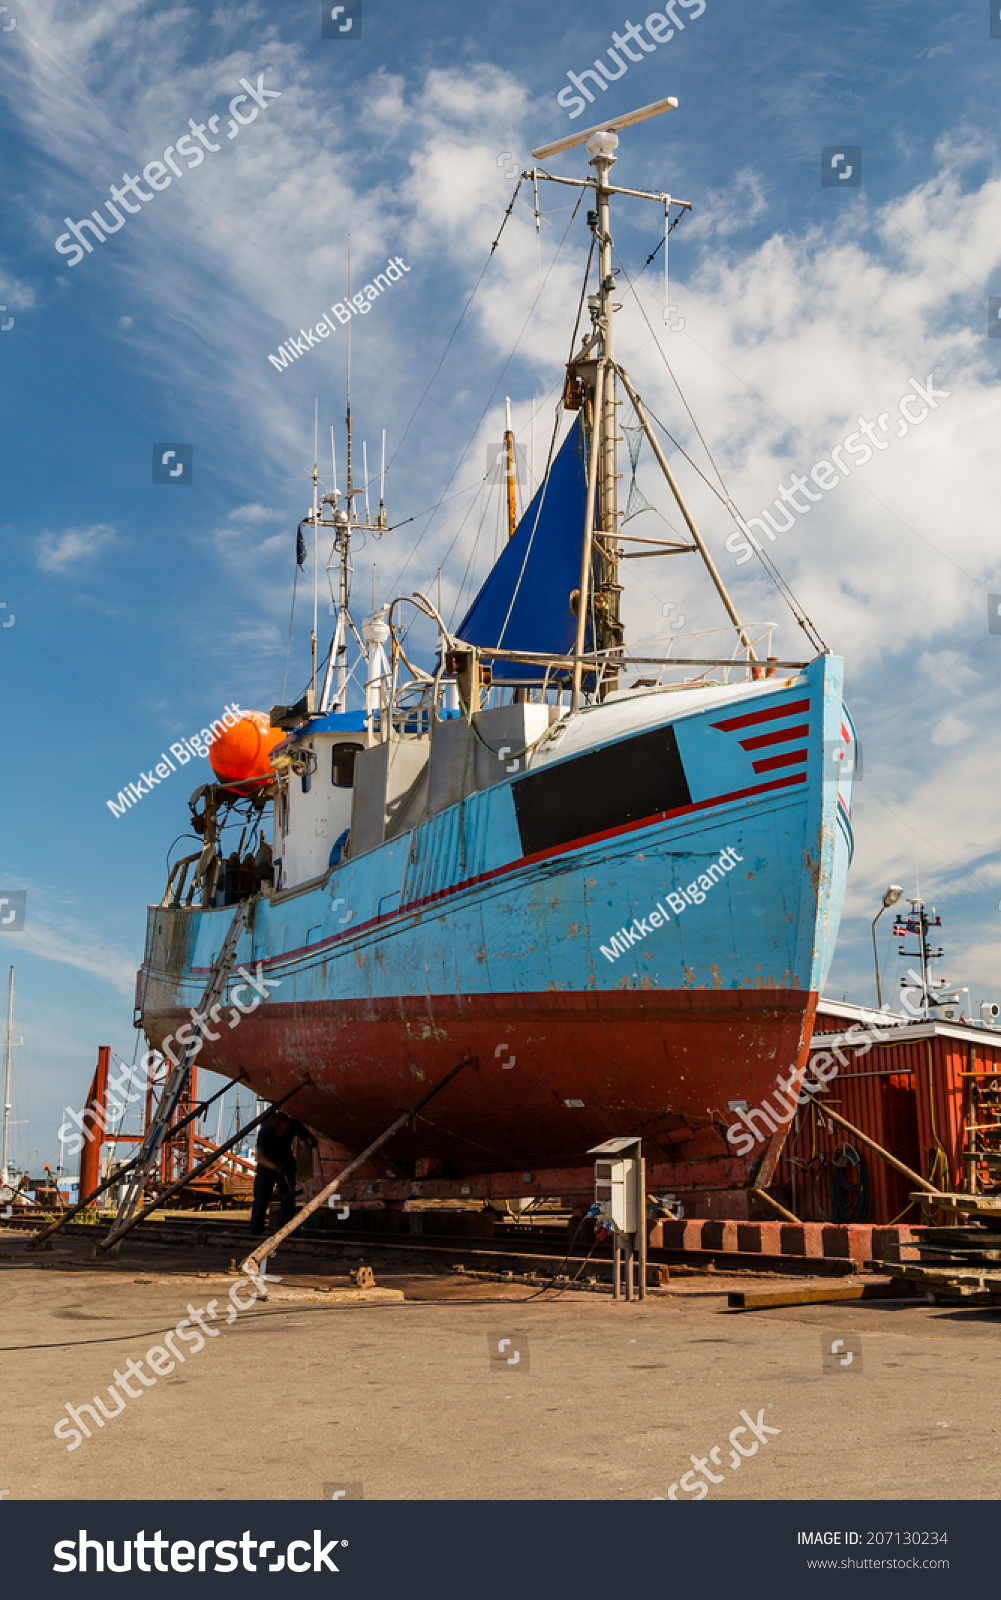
[2,1225,999,1501]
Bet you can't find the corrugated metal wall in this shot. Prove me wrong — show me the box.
[772,1009,1001,1224]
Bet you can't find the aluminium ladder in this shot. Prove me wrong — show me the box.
[102,897,256,1250]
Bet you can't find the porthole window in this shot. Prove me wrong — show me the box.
[332,742,360,788]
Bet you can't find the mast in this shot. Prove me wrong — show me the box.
[531,97,767,699]
[2,966,12,1180]
[590,131,623,695]
[316,398,389,715]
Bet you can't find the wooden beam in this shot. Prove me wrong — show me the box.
[728,1281,919,1313]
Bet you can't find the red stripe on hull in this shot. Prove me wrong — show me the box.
[711,697,810,732]
[144,987,818,1185]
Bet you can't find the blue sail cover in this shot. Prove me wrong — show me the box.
[456,419,593,683]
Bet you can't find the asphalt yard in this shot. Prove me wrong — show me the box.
[2,1225,998,1502]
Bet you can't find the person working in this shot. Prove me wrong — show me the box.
[254,832,274,888]
[249,1110,318,1235]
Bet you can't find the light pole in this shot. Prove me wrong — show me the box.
[872,885,904,1007]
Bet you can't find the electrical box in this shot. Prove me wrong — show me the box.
[590,1137,641,1234]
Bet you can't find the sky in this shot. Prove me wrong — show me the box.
[2,0,1000,1170]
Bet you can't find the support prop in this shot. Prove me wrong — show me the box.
[25,1075,243,1251]
[98,1082,309,1253]
[821,1104,940,1196]
[240,1057,472,1295]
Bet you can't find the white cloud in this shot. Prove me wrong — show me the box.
[930,712,975,748]
[6,912,137,997]
[37,523,116,572]
[0,263,38,310]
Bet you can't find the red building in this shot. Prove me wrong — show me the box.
[771,1001,1001,1225]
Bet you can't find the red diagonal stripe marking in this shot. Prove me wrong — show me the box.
[751,748,808,774]
[739,722,810,751]
[711,697,810,732]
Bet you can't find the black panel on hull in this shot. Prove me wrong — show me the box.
[511,723,692,856]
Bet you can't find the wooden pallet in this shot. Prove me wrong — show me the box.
[873,1258,1001,1305]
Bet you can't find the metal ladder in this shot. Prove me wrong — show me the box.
[103,898,255,1250]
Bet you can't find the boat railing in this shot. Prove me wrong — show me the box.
[379,594,809,728]
[161,851,202,908]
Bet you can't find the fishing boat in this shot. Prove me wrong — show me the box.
[135,99,856,1209]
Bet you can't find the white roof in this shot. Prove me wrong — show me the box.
[814,996,1001,1050]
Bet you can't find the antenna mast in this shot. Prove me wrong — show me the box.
[2,966,13,1181]
[346,235,353,510]
[311,399,319,707]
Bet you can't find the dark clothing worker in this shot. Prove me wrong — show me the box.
[249,1110,318,1235]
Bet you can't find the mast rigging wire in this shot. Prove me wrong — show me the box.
[389,191,587,598]
[387,178,526,473]
[612,243,826,654]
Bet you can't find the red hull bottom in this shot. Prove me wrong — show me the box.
[151,987,817,1191]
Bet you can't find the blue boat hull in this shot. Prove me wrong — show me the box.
[138,655,853,1190]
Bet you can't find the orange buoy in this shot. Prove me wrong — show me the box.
[209,709,284,792]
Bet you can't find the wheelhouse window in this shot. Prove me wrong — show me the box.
[332,742,360,788]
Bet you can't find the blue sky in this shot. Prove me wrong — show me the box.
[2,0,1001,1168]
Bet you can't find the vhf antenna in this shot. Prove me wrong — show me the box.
[346,234,353,516]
